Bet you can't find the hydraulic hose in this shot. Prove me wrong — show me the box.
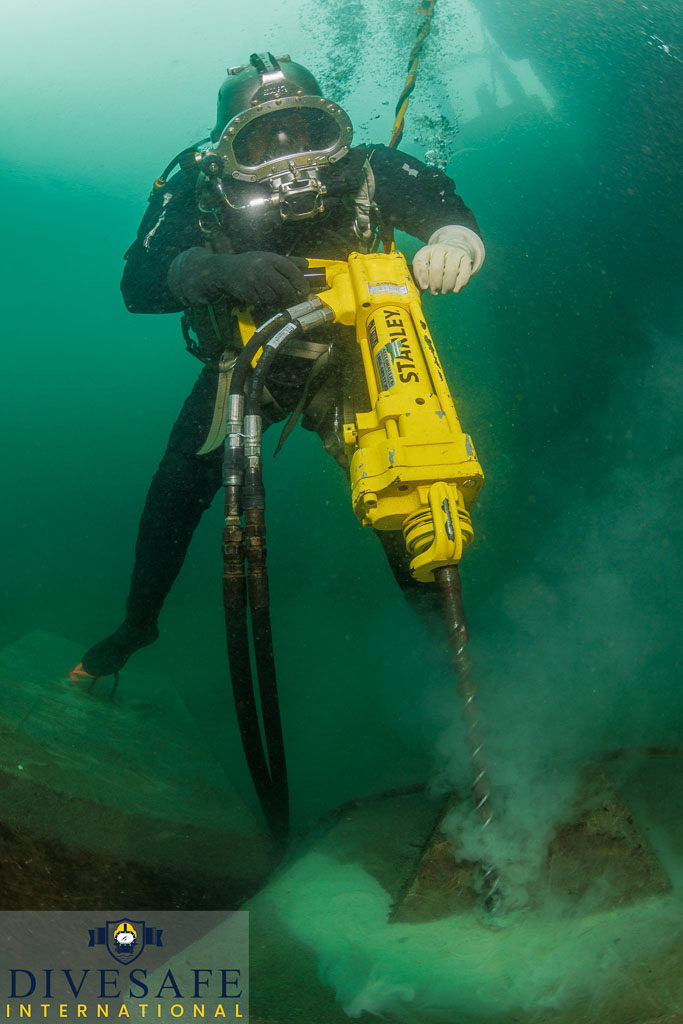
[224,302,327,491]
[223,484,286,839]
[229,311,290,402]
[244,320,303,416]
[237,319,306,845]
[244,504,289,844]
[222,311,294,846]
[223,312,291,493]
[222,299,331,845]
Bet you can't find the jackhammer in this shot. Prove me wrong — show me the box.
[222,250,501,911]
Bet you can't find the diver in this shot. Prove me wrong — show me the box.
[71,52,485,682]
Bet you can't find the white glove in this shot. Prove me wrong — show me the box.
[412,225,485,295]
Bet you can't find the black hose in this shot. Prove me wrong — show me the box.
[224,577,273,810]
[244,321,303,416]
[222,314,298,848]
[152,139,210,192]
[224,484,291,846]
[230,312,290,400]
[249,591,290,843]
[233,319,306,841]
[224,307,321,846]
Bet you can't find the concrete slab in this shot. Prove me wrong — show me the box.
[392,763,671,923]
[0,631,275,909]
[236,753,683,1024]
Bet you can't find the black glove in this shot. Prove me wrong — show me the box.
[168,247,309,307]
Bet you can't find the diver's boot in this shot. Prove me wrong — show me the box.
[71,620,159,680]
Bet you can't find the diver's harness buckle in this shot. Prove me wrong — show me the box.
[182,312,215,366]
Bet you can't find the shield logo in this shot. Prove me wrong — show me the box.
[105,919,146,965]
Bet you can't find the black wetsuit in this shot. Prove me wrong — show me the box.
[118,143,481,635]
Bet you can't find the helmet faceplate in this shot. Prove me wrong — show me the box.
[204,53,353,222]
[216,94,353,183]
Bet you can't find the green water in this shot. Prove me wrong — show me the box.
[1,0,682,1016]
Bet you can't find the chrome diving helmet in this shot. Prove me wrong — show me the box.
[204,52,353,222]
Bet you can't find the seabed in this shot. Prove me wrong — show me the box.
[1,632,682,1023]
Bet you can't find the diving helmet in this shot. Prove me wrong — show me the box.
[205,52,353,222]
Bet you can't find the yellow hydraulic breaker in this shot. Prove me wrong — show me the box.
[310,250,484,582]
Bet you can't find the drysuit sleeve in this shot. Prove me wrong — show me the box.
[120,171,204,314]
[368,144,482,243]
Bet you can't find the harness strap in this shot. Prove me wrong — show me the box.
[197,354,236,455]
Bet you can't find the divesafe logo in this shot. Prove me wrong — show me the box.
[88,920,164,966]
[0,910,249,1021]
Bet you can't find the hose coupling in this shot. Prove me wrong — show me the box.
[295,306,336,332]
[226,394,245,447]
[243,413,263,470]
[286,296,324,321]
[223,394,246,486]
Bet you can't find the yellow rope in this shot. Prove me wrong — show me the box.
[389,0,437,149]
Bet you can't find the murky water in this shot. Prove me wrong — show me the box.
[1,0,682,1019]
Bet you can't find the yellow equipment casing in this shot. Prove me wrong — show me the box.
[312,251,484,583]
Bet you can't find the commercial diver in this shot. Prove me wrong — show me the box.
[70,51,485,683]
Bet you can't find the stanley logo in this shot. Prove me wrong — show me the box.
[379,307,421,386]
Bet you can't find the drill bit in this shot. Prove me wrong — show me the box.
[434,564,502,913]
